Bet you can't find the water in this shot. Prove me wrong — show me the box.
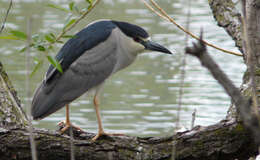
[0,0,245,137]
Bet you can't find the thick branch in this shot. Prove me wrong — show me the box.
[0,62,28,129]
[208,0,243,53]
[245,0,260,67]
[0,120,257,160]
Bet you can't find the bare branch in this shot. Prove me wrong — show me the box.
[141,0,243,56]
[208,0,243,53]
[54,0,100,43]
[185,30,260,144]
[26,18,38,160]
[0,0,12,34]
[191,109,196,129]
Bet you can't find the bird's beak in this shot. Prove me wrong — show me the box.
[143,40,172,54]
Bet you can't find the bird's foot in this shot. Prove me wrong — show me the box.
[91,131,125,141]
[58,120,84,135]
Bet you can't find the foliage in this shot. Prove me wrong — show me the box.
[0,0,94,77]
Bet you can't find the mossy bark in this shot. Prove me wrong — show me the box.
[0,62,28,129]
[208,0,243,53]
[0,120,257,160]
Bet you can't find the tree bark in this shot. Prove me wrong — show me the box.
[0,120,257,160]
[208,0,243,53]
[244,0,260,67]
[0,62,28,129]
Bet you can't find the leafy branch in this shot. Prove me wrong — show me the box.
[0,0,100,76]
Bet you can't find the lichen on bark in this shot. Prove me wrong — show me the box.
[0,62,28,129]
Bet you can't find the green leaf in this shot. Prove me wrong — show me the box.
[73,5,81,15]
[85,0,92,4]
[30,59,43,77]
[19,46,27,53]
[56,40,64,43]
[32,34,40,42]
[46,56,63,73]
[10,30,27,40]
[19,44,34,53]
[63,18,76,31]
[61,35,75,39]
[48,45,54,50]
[86,0,93,9]
[49,33,56,39]
[47,4,69,12]
[69,2,74,11]
[45,34,55,43]
[37,45,46,52]
[56,61,63,74]
[88,4,92,9]
[0,35,20,40]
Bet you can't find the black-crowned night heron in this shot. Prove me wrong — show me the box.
[31,19,172,141]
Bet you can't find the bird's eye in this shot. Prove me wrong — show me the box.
[133,37,141,43]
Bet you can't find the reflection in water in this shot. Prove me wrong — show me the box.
[0,0,245,136]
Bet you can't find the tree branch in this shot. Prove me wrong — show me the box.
[185,31,260,144]
[0,120,257,160]
[0,0,12,34]
[208,0,243,53]
[0,62,28,129]
[54,0,100,43]
[142,0,242,56]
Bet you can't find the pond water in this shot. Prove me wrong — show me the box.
[0,0,245,137]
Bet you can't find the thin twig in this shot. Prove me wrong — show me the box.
[142,0,168,21]
[173,1,191,159]
[54,0,100,42]
[26,18,38,160]
[0,0,12,34]
[141,0,243,57]
[176,0,191,130]
[191,108,196,129]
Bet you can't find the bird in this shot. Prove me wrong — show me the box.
[31,19,172,141]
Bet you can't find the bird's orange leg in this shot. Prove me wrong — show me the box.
[59,104,84,134]
[91,95,124,141]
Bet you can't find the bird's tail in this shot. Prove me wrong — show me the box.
[31,82,67,120]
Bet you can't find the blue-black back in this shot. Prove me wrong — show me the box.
[45,20,149,83]
[45,20,117,83]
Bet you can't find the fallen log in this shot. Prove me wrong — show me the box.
[0,119,257,160]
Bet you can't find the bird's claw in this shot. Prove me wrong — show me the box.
[58,120,84,134]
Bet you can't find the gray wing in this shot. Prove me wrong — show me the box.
[31,40,117,120]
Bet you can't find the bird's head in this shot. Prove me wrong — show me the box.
[112,20,173,55]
